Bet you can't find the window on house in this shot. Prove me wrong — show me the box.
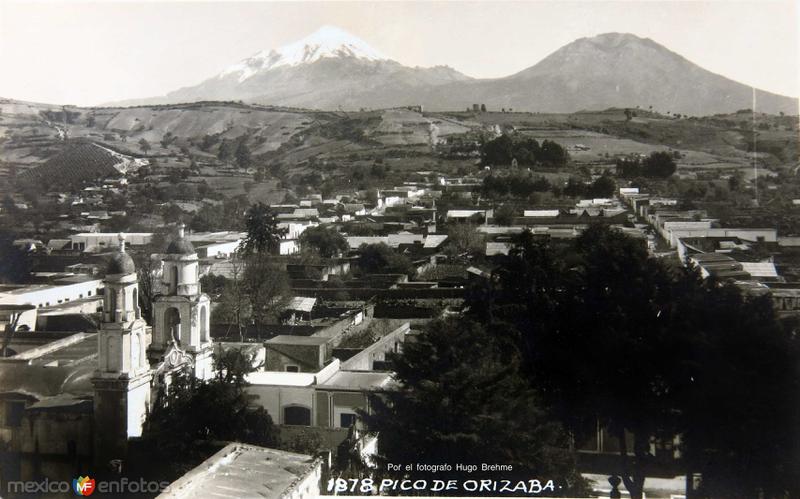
[340,413,357,428]
[283,405,311,426]
[285,365,299,373]
[5,401,25,427]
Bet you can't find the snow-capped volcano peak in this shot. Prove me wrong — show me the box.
[219,25,390,82]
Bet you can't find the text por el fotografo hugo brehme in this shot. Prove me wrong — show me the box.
[327,462,560,495]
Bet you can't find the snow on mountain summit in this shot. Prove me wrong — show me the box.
[219,26,390,82]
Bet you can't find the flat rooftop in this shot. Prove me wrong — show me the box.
[157,443,318,499]
[265,335,329,346]
[319,370,394,391]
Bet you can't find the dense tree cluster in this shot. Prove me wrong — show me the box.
[481,171,553,198]
[445,223,485,257]
[188,196,249,232]
[560,174,617,199]
[465,225,800,498]
[617,151,677,178]
[357,243,415,276]
[143,349,279,472]
[481,134,569,167]
[362,318,588,495]
[365,224,799,499]
[298,225,348,258]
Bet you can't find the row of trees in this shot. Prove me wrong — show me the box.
[365,225,800,498]
[564,174,617,199]
[482,171,617,201]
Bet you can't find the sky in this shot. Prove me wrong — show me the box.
[1,0,798,106]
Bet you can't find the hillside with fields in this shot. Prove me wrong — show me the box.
[1,97,797,236]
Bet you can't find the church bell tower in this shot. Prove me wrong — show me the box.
[149,224,214,380]
[92,234,152,465]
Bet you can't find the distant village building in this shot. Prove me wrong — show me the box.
[69,232,153,252]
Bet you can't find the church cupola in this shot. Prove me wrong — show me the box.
[103,234,141,324]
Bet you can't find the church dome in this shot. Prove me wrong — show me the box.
[165,223,195,255]
[107,250,136,275]
[165,238,195,255]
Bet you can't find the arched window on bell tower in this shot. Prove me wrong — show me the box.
[133,286,140,319]
[108,291,117,322]
[169,265,178,294]
[199,306,208,343]
[164,307,181,346]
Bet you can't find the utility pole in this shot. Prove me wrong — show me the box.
[752,87,759,207]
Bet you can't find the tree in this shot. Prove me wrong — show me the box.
[673,281,800,498]
[618,153,675,179]
[727,171,744,192]
[217,139,235,162]
[563,177,587,198]
[138,138,151,153]
[480,103,487,112]
[616,157,642,178]
[358,243,414,276]
[160,132,176,148]
[282,429,324,455]
[587,174,616,198]
[445,222,485,257]
[210,255,251,341]
[361,318,587,495]
[189,197,246,232]
[240,203,287,255]
[642,151,677,178]
[2,312,21,358]
[0,235,32,284]
[493,204,517,226]
[243,254,291,332]
[480,134,545,167]
[143,348,279,471]
[298,225,348,258]
[132,232,166,323]
[467,226,800,498]
[467,226,679,499]
[539,140,569,167]
[235,139,252,169]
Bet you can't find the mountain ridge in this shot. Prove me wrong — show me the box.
[108,28,798,115]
